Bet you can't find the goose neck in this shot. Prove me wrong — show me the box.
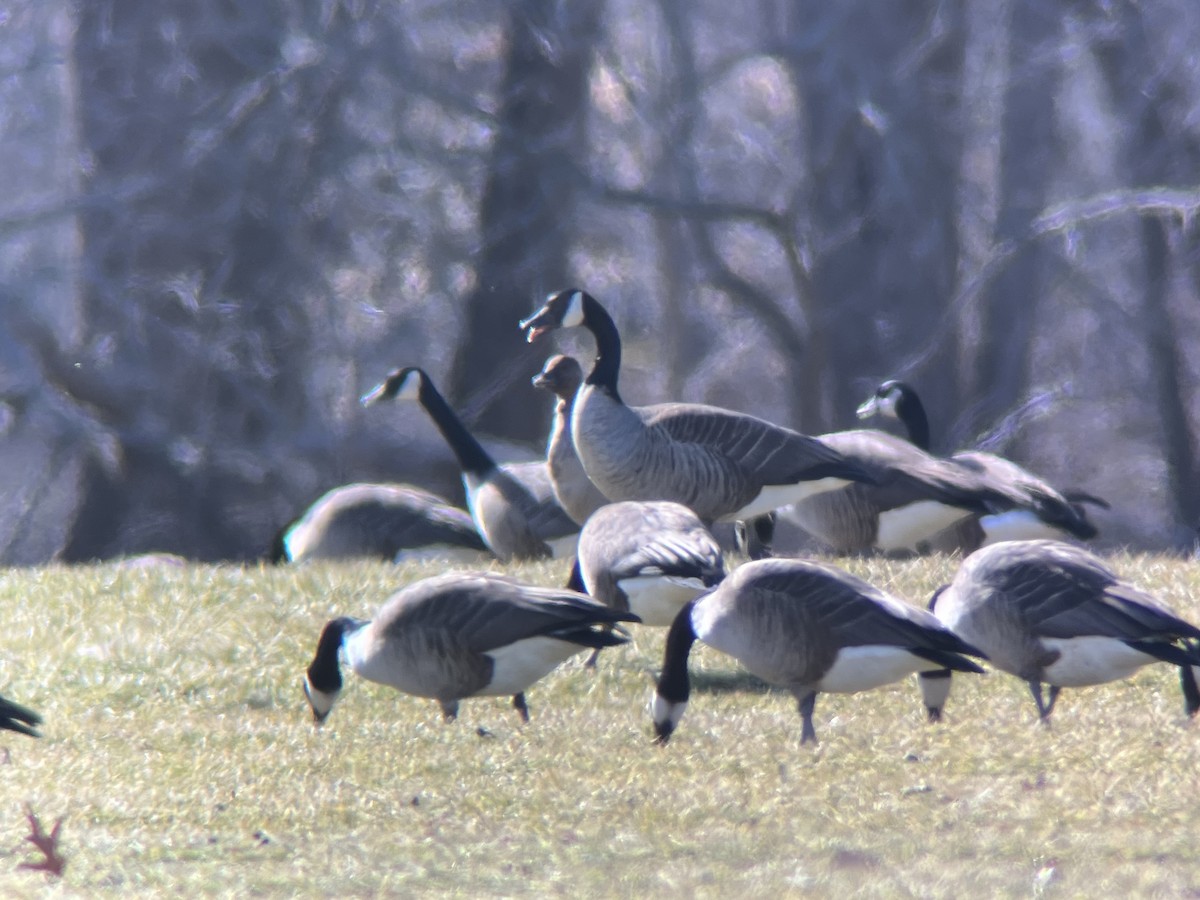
[581,295,623,402]
[417,378,496,478]
[899,392,931,451]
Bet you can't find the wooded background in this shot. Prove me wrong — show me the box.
[1,0,1197,562]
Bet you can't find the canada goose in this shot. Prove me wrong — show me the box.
[0,692,41,737]
[361,367,578,562]
[520,290,879,524]
[576,500,725,627]
[651,558,986,744]
[271,483,488,563]
[921,540,1200,723]
[303,571,640,725]
[783,427,1035,555]
[857,379,1106,549]
[532,354,610,525]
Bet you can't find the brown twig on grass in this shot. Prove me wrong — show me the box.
[17,806,65,877]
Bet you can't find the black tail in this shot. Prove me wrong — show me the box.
[910,647,986,675]
[0,693,41,738]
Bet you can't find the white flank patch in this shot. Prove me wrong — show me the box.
[979,510,1063,544]
[818,645,928,694]
[1041,636,1156,687]
[619,575,706,626]
[918,671,953,712]
[876,501,973,552]
[484,636,583,696]
[546,532,580,559]
[651,693,687,732]
[725,478,850,522]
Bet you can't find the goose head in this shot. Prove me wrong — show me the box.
[303,616,367,725]
[855,379,911,422]
[520,289,589,342]
[360,366,425,407]
[532,354,584,399]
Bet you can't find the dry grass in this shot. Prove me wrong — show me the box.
[0,552,1199,896]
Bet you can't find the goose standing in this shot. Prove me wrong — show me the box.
[361,367,578,562]
[270,482,488,563]
[520,290,878,524]
[0,692,41,737]
[532,354,610,525]
[857,380,1105,549]
[921,540,1200,723]
[303,571,639,725]
[651,558,986,744]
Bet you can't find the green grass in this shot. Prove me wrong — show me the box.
[1,553,1199,896]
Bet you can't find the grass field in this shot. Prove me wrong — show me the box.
[0,552,1198,896]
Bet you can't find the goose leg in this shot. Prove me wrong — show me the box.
[1044,685,1062,718]
[439,699,460,721]
[798,692,819,745]
[1027,681,1053,724]
[512,693,530,723]
[1180,665,1200,718]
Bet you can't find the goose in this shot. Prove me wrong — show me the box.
[651,557,986,744]
[0,692,41,737]
[270,482,488,563]
[920,540,1200,723]
[361,367,579,562]
[303,571,639,725]
[857,379,1106,550]
[520,290,879,524]
[532,354,610,525]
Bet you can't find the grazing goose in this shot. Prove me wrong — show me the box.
[361,367,578,562]
[270,482,488,563]
[0,692,41,737]
[575,500,725,627]
[532,354,610,525]
[857,379,1106,549]
[520,290,879,524]
[921,540,1200,723]
[303,571,639,725]
[651,558,986,744]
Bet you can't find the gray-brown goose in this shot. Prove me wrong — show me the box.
[857,379,1106,550]
[520,290,878,524]
[271,482,488,563]
[361,367,578,562]
[303,571,639,725]
[651,557,986,744]
[921,540,1200,723]
[533,354,609,525]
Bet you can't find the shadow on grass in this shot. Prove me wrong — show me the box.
[689,670,783,696]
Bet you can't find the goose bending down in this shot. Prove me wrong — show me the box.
[857,380,1106,550]
[362,367,579,562]
[921,540,1200,723]
[532,354,610,525]
[651,558,986,744]
[303,571,639,725]
[0,692,41,737]
[270,483,488,563]
[520,290,879,524]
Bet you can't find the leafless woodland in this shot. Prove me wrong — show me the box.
[0,0,1198,562]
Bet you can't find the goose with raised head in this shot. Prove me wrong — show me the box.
[857,379,1106,550]
[520,290,878,524]
[361,367,578,562]
[532,354,609,525]
[270,482,488,563]
[651,557,987,744]
[0,691,41,737]
[921,540,1200,723]
[303,571,639,725]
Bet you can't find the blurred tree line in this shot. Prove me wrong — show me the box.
[0,0,1197,562]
